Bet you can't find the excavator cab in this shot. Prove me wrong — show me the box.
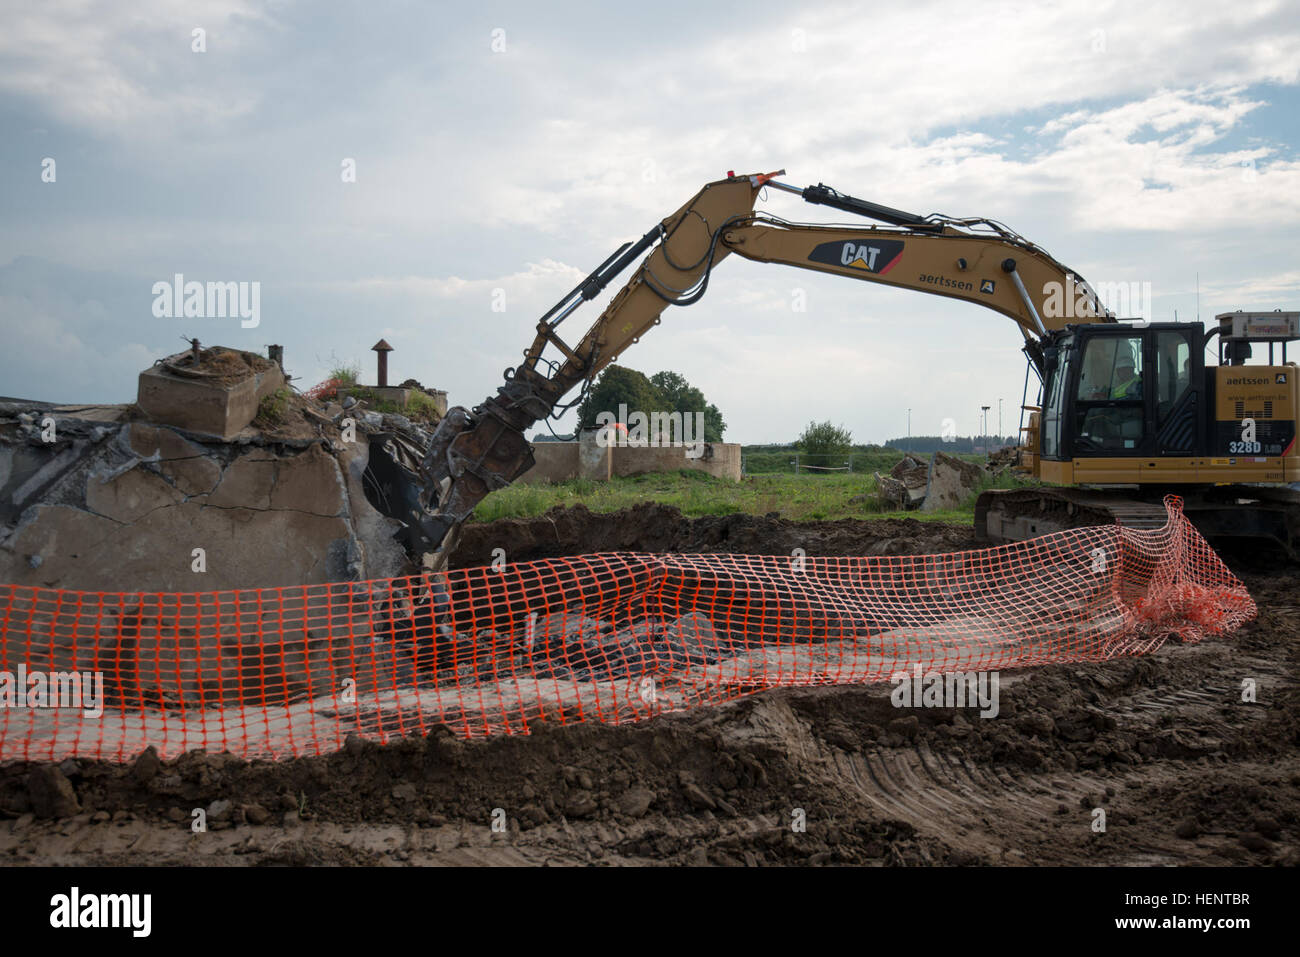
[1038,313,1299,485]
[986,312,1300,556]
[1040,322,1205,467]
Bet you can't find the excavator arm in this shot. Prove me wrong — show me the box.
[404,172,1117,566]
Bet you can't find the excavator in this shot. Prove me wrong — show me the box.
[382,171,1299,568]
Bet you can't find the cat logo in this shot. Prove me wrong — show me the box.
[809,239,904,275]
[840,243,882,269]
[980,279,996,294]
[1278,373,1288,384]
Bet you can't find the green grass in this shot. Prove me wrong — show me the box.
[328,363,360,386]
[339,384,442,425]
[471,468,1036,524]
[252,387,292,426]
[403,389,443,422]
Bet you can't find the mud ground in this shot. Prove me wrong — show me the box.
[1,507,1296,866]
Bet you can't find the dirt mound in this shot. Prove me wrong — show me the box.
[452,503,975,568]
[251,389,336,443]
[166,347,276,386]
[0,691,947,865]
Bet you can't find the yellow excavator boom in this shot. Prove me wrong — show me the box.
[402,171,1119,564]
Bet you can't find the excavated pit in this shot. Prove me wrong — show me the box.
[1,504,1294,867]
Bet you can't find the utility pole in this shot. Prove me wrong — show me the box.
[906,408,911,452]
[981,405,990,453]
[998,398,1003,448]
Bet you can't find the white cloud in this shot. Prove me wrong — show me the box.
[1,0,1298,442]
[0,0,270,131]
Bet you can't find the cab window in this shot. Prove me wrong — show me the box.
[1041,344,1071,459]
[1155,331,1191,425]
[1077,336,1143,401]
[1074,335,1144,451]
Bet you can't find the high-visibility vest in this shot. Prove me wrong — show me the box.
[1113,374,1140,399]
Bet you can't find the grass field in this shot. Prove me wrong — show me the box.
[472,468,1029,524]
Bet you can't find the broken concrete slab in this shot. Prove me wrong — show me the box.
[1,415,416,593]
[533,610,606,644]
[662,611,720,653]
[1,443,89,525]
[50,405,131,423]
[873,457,929,510]
[267,443,346,516]
[922,451,986,512]
[0,503,120,586]
[892,453,928,478]
[126,423,222,496]
[2,498,361,593]
[204,449,280,510]
[204,443,346,517]
[85,463,185,524]
[985,446,1019,477]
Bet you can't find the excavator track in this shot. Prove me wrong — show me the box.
[975,487,1166,542]
[976,485,1300,560]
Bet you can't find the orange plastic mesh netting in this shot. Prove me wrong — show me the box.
[0,496,1255,762]
[303,377,344,402]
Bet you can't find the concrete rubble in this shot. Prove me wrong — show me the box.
[872,454,929,509]
[0,341,985,716]
[872,451,986,512]
[397,608,738,692]
[921,451,986,512]
[0,351,435,595]
[984,445,1019,477]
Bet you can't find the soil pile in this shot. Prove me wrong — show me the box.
[166,347,276,386]
[452,503,975,568]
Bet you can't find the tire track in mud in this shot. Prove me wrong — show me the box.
[799,712,1107,862]
[792,592,1298,865]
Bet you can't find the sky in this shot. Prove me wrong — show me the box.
[1,0,1298,444]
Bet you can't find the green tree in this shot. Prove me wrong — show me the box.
[649,370,727,442]
[796,420,853,470]
[701,403,726,444]
[577,366,728,443]
[576,365,664,429]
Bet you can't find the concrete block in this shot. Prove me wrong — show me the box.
[921,451,985,512]
[137,354,285,441]
[368,386,411,407]
[368,386,449,418]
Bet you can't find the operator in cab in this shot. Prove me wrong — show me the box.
[1111,356,1142,400]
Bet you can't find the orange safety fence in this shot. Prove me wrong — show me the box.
[0,496,1254,762]
[303,377,344,401]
